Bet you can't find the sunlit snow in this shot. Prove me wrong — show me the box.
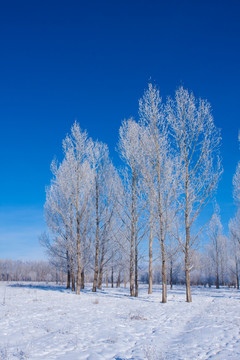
[0,282,240,359]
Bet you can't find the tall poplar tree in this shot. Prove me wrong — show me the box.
[166,87,222,302]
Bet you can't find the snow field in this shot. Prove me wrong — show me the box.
[0,282,240,359]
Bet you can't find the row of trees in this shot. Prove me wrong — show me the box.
[203,133,240,291]
[0,260,58,282]
[228,132,240,288]
[0,241,237,289]
[42,84,227,302]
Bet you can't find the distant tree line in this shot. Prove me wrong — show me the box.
[0,246,238,290]
[40,84,240,302]
[0,260,58,282]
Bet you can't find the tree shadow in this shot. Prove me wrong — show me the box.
[7,282,237,302]
[8,283,67,293]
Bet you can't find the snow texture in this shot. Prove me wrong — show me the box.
[0,282,240,359]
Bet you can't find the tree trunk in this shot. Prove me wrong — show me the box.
[216,247,220,289]
[81,268,85,289]
[130,174,136,296]
[116,270,121,287]
[134,227,138,297]
[148,218,153,294]
[185,173,192,302]
[66,250,71,289]
[111,267,114,288]
[76,215,81,295]
[98,242,105,290]
[93,181,100,292]
[236,260,239,290]
[185,234,192,302]
[60,267,63,285]
[70,255,75,292]
[216,272,220,289]
[106,269,108,288]
[170,258,173,290]
[130,236,134,295]
[98,266,103,289]
[71,272,75,292]
[161,238,167,303]
[124,269,127,288]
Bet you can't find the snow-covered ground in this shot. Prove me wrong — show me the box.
[0,282,240,360]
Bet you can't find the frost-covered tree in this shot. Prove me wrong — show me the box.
[233,132,240,205]
[234,164,240,195]
[62,123,94,294]
[229,209,240,289]
[229,132,240,288]
[44,122,94,294]
[90,141,109,292]
[43,121,127,295]
[208,206,224,289]
[229,213,240,289]
[44,157,75,289]
[90,141,122,292]
[118,119,144,296]
[166,87,222,302]
[139,84,177,302]
[166,223,180,290]
[229,209,240,245]
[0,259,58,282]
[233,164,240,206]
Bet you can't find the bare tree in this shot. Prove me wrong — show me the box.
[44,159,75,289]
[233,163,240,206]
[62,123,94,294]
[233,131,240,206]
[139,84,177,303]
[229,210,240,288]
[166,226,180,290]
[229,133,240,288]
[208,206,224,289]
[90,141,109,292]
[166,87,222,302]
[118,119,143,297]
[44,122,94,295]
[90,142,121,292]
[137,127,157,295]
[97,167,123,290]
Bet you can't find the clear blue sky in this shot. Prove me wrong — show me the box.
[0,0,239,259]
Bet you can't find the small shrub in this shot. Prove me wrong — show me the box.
[129,313,147,321]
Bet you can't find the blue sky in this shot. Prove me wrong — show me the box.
[0,0,240,259]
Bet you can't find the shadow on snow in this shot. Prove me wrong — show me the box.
[7,282,239,301]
